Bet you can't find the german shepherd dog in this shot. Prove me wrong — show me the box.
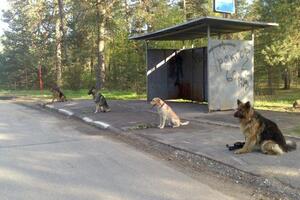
[150,97,189,129]
[50,86,67,103]
[88,87,110,113]
[234,99,297,155]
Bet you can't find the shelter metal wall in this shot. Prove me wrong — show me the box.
[208,39,254,110]
[147,48,206,102]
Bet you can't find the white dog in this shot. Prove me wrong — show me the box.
[150,97,189,129]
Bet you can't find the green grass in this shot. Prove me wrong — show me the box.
[254,88,300,112]
[0,89,146,101]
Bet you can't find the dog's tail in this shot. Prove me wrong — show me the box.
[104,106,111,112]
[180,121,189,126]
[285,140,297,152]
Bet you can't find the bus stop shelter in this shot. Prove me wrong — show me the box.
[130,16,278,111]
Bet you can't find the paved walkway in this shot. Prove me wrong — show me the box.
[48,99,300,134]
[41,99,300,199]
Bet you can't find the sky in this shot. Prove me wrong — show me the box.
[0,0,10,36]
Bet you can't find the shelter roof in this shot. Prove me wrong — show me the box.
[129,16,278,41]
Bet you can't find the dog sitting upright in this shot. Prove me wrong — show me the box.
[234,99,296,155]
[50,86,67,103]
[150,97,189,129]
[88,87,110,113]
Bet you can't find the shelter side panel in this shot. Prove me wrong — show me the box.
[147,49,177,101]
[180,48,205,101]
[208,40,254,110]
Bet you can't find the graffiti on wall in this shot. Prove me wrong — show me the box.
[208,40,254,110]
[209,41,253,91]
[225,70,252,91]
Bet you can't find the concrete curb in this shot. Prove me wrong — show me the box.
[58,108,74,116]
[43,104,120,133]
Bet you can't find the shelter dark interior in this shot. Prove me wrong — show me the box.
[147,48,207,102]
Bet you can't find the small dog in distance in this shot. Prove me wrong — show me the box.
[88,87,111,113]
[50,86,67,103]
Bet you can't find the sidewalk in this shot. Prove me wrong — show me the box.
[41,99,300,199]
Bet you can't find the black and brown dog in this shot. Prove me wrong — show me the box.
[233,99,296,155]
[50,86,66,103]
[88,87,110,113]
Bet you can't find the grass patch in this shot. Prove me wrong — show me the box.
[254,88,300,112]
[0,89,146,101]
[0,89,51,99]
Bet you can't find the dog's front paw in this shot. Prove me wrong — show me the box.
[234,149,248,154]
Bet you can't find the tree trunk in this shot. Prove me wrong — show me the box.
[267,66,273,95]
[25,67,28,89]
[57,0,68,65]
[283,68,291,90]
[55,4,63,87]
[99,24,106,87]
[95,4,106,90]
[183,0,187,21]
[298,62,300,78]
[90,55,94,76]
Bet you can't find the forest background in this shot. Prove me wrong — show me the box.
[0,0,299,109]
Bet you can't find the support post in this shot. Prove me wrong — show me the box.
[251,29,255,100]
[207,25,211,112]
[145,41,149,101]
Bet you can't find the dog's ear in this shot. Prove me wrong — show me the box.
[237,99,242,106]
[154,98,162,105]
[157,98,163,104]
[245,101,251,109]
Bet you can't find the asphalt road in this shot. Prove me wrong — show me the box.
[0,100,248,200]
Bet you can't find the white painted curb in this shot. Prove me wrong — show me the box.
[93,121,110,129]
[58,108,74,116]
[45,104,54,109]
[41,104,115,132]
[82,117,93,123]
[82,117,110,129]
